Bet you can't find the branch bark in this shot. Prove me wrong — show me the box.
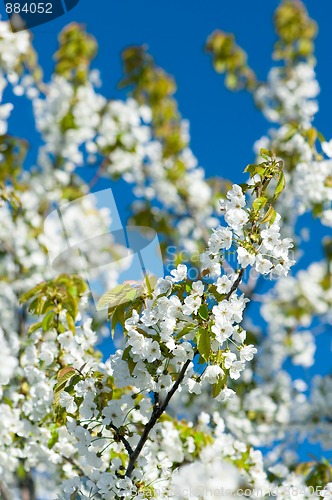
[0,480,12,500]
[109,423,134,456]
[19,473,36,500]
[125,357,192,478]
[226,268,244,299]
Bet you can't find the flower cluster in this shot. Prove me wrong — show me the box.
[204,183,295,278]
[0,21,32,134]
[261,260,332,371]
[255,63,319,127]
[254,61,332,228]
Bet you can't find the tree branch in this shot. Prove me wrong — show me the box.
[226,268,244,299]
[125,357,192,478]
[0,480,12,500]
[109,423,134,456]
[19,473,36,500]
[124,268,245,479]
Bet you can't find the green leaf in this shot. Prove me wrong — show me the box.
[122,345,131,362]
[28,297,39,314]
[198,354,207,365]
[54,367,76,393]
[110,302,127,338]
[27,322,42,335]
[197,327,211,362]
[212,376,224,398]
[198,304,209,321]
[53,367,76,407]
[122,346,136,375]
[255,165,267,176]
[244,163,267,178]
[175,323,196,340]
[312,203,323,218]
[144,274,157,296]
[127,357,136,376]
[19,283,44,304]
[244,163,256,174]
[110,307,121,338]
[125,288,137,302]
[66,312,76,333]
[252,196,267,211]
[273,172,285,199]
[261,205,277,225]
[259,148,272,160]
[63,295,78,320]
[41,312,54,331]
[318,130,326,142]
[48,428,59,449]
[98,283,135,310]
[57,366,76,382]
[283,126,297,142]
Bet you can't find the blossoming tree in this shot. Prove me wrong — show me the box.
[0,1,332,498]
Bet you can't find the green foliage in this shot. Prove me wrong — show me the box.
[252,196,268,211]
[197,326,211,362]
[20,274,88,333]
[205,30,256,90]
[120,46,185,157]
[99,275,157,337]
[211,375,224,399]
[244,149,286,226]
[323,237,332,263]
[295,459,332,490]
[98,283,139,310]
[53,366,77,407]
[55,23,97,86]
[260,205,277,225]
[0,135,28,184]
[0,183,21,209]
[274,0,317,63]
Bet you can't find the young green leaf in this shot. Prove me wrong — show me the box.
[253,196,268,211]
[273,172,286,199]
[197,327,211,362]
[261,205,277,225]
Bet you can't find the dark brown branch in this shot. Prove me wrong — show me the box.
[109,423,134,456]
[19,473,36,500]
[0,480,11,500]
[226,268,244,299]
[125,358,192,478]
